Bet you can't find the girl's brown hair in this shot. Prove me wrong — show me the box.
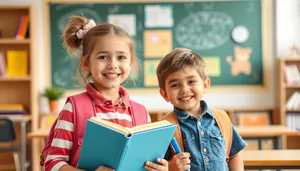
[62,16,137,85]
[156,48,207,91]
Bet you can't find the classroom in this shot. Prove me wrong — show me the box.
[0,0,299,170]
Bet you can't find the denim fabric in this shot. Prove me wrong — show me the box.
[164,100,247,171]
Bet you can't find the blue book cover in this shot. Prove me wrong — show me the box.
[77,117,176,171]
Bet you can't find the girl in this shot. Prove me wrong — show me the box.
[44,16,168,171]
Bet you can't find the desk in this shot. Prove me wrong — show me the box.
[28,125,299,171]
[236,125,299,149]
[0,115,31,171]
[242,150,300,170]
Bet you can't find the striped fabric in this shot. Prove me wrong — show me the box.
[44,84,150,171]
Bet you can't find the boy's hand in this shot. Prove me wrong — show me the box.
[169,152,191,171]
[95,166,115,171]
[145,158,168,171]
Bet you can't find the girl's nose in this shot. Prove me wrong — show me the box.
[107,58,118,69]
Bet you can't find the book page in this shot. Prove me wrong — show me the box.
[90,117,171,136]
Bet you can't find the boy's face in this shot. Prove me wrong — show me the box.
[160,65,210,116]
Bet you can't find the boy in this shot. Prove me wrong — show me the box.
[156,48,247,171]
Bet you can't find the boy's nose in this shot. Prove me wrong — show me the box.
[180,85,190,94]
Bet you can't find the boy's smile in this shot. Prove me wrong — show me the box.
[160,65,210,117]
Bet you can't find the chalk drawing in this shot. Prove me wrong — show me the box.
[53,55,78,88]
[108,5,121,14]
[55,4,94,11]
[202,2,214,10]
[58,8,101,33]
[175,11,234,50]
[247,1,255,13]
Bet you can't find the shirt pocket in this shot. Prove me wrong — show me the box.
[182,133,197,160]
[210,132,225,158]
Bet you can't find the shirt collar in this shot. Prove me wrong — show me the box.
[85,83,131,107]
[174,100,214,120]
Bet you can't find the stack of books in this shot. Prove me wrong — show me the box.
[0,104,26,115]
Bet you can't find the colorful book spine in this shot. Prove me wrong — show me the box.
[15,15,29,39]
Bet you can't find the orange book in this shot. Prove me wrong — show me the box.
[15,15,29,39]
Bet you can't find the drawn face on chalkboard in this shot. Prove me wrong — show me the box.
[85,34,132,94]
[160,65,210,117]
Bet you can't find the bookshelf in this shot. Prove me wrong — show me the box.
[278,58,300,149]
[0,5,38,170]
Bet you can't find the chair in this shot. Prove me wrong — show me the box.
[0,118,20,171]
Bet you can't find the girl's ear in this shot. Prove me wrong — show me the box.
[80,56,89,71]
[203,77,211,93]
[160,89,169,102]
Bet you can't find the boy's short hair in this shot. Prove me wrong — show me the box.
[156,48,207,91]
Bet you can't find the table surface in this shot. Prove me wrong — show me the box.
[0,115,31,122]
[28,125,300,139]
[242,150,300,166]
[235,125,299,137]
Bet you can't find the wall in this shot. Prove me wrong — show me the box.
[0,0,283,112]
[276,0,300,57]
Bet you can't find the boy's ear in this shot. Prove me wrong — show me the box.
[159,89,169,102]
[80,56,89,71]
[203,77,211,93]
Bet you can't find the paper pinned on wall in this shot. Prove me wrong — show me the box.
[145,4,173,28]
[144,60,160,87]
[144,30,172,58]
[108,14,136,36]
[203,57,221,77]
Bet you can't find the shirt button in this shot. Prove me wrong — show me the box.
[197,121,201,126]
[203,148,207,153]
[200,131,205,136]
[205,157,209,163]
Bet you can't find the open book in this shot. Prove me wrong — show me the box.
[78,116,176,171]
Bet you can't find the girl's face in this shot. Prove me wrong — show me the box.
[87,34,132,92]
[160,65,210,117]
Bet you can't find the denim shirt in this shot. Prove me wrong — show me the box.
[164,100,247,171]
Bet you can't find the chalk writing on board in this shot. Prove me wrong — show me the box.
[175,11,234,50]
[53,55,78,88]
[247,1,255,13]
[55,4,94,11]
[203,2,214,10]
[108,5,121,14]
[58,8,101,33]
[184,3,194,11]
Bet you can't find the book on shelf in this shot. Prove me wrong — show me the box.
[286,91,300,110]
[286,113,300,130]
[0,104,25,115]
[0,52,5,76]
[78,117,176,171]
[284,64,300,85]
[15,14,29,40]
[6,50,28,77]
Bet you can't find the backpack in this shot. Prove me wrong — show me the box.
[161,109,232,162]
[40,92,148,167]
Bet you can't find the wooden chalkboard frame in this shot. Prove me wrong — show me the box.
[43,0,269,96]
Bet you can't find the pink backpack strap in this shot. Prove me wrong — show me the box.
[129,100,148,126]
[68,92,95,166]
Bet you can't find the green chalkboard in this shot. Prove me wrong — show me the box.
[48,0,267,91]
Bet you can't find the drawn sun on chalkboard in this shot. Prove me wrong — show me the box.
[58,8,102,33]
[175,11,234,50]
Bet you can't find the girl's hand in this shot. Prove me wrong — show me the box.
[145,158,168,171]
[95,166,115,171]
[168,152,191,171]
